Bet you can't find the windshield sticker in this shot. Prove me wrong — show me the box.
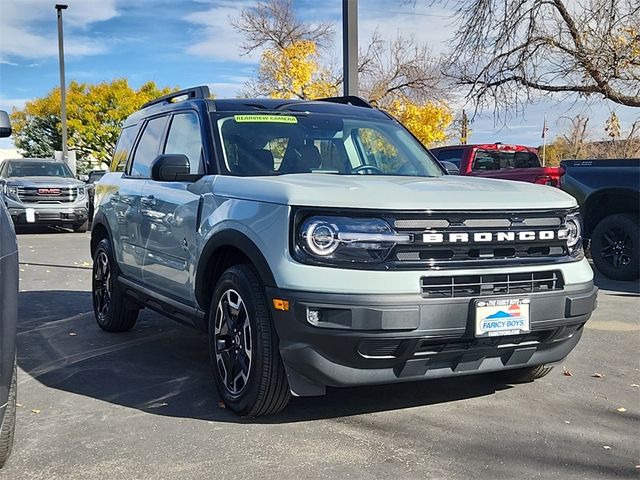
[233,115,298,124]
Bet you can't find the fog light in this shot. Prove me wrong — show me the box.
[306,308,322,325]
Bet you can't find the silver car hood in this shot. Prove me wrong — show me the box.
[212,174,578,211]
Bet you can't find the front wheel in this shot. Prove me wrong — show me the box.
[73,220,88,233]
[590,213,639,281]
[209,265,290,416]
[92,238,138,332]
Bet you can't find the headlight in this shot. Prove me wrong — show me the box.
[2,184,19,200]
[558,212,583,257]
[77,187,86,197]
[296,215,412,265]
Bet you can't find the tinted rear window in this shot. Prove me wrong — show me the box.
[472,150,540,171]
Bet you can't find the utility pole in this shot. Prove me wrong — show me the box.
[342,0,358,96]
[460,109,468,145]
[55,4,68,164]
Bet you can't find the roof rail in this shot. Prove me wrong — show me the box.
[141,85,211,109]
[316,96,373,108]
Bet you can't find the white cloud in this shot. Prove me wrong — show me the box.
[0,0,120,61]
[183,1,260,63]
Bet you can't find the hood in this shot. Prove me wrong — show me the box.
[213,174,578,210]
[3,176,84,188]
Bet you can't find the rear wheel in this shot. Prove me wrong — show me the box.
[591,213,639,281]
[209,265,290,416]
[92,238,138,332]
[0,358,17,468]
[495,365,553,383]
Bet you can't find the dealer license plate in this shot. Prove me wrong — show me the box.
[475,298,531,337]
[25,208,36,223]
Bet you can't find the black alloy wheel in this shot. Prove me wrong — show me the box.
[214,288,253,396]
[591,214,639,281]
[93,250,112,321]
[91,238,138,332]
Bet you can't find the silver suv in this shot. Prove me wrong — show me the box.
[91,86,597,416]
[1,158,89,232]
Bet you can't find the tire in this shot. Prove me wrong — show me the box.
[92,238,138,332]
[73,220,89,233]
[495,365,554,383]
[0,358,17,468]
[209,265,290,416]
[590,213,639,281]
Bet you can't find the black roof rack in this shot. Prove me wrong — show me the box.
[141,85,211,109]
[276,95,373,111]
[316,96,373,108]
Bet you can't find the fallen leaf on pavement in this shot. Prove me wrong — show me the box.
[564,420,570,424]
[631,384,639,388]
[81,261,91,267]
[616,407,627,412]
[591,373,604,378]
[217,401,226,409]
[31,409,41,414]
[602,445,611,450]
[16,403,23,408]
[69,332,77,336]
[563,366,573,377]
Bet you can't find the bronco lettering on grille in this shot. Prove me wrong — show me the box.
[422,230,566,243]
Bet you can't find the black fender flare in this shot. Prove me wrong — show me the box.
[90,210,115,257]
[195,229,277,308]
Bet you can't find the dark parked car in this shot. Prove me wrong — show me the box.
[0,110,18,467]
[431,143,564,187]
[561,159,639,280]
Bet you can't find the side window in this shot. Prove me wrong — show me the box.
[164,112,204,174]
[432,149,463,167]
[129,116,167,178]
[472,151,500,171]
[110,126,138,172]
[356,128,409,174]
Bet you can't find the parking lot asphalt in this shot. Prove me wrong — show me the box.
[1,229,638,480]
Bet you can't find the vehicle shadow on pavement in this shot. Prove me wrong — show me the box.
[18,290,513,424]
[593,271,639,296]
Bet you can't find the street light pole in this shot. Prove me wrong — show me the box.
[342,0,358,96]
[55,4,68,164]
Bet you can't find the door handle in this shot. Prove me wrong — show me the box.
[141,195,156,206]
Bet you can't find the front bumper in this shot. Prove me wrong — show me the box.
[7,204,88,226]
[268,281,597,396]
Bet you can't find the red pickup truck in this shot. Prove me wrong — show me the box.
[430,143,563,187]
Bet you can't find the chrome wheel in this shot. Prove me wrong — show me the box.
[93,251,112,320]
[214,289,253,396]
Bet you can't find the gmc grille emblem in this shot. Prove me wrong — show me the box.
[422,230,567,243]
[37,188,61,195]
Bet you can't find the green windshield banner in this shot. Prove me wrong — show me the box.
[233,115,298,124]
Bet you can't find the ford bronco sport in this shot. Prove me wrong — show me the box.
[91,86,597,416]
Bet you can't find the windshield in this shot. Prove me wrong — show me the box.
[3,161,74,178]
[215,113,443,177]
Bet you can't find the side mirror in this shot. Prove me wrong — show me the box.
[440,160,460,175]
[0,110,11,138]
[78,174,89,182]
[150,154,191,182]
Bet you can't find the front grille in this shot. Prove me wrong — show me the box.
[420,270,564,298]
[387,209,573,269]
[17,186,78,204]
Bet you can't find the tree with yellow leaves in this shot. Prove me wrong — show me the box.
[257,40,338,99]
[11,79,175,172]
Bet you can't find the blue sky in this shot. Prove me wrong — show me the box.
[0,0,638,151]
